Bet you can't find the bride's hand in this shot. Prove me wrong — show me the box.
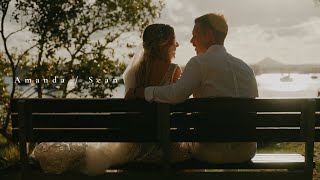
[125,88,136,99]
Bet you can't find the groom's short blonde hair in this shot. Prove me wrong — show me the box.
[195,13,228,45]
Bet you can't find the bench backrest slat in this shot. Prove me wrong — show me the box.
[170,129,303,142]
[12,98,159,142]
[171,98,305,112]
[168,98,316,142]
[171,113,304,127]
[12,113,151,128]
[12,129,157,142]
[11,98,318,143]
[11,98,154,113]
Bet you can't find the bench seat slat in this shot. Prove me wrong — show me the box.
[252,154,304,162]
[111,154,309,170]
[4,169,308,180]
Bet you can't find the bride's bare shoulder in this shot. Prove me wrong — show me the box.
[151,60,171,73]
[153,60,170,67]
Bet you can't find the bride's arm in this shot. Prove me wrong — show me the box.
[172,66,182,83]
[124,90,131,99]
[125,88,136,99]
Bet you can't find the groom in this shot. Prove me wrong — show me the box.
[132,13,258,163]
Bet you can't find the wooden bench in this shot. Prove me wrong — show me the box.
[8,97,319,180]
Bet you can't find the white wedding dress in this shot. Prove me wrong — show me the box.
[31,63,192,176]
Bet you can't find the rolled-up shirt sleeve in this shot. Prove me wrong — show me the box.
[145,58,202,104]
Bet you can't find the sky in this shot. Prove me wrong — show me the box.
[155,0,320,65]
[1,0,320,66]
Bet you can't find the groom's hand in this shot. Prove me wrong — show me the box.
[135,87,145,98]
[125,88,145,99]
[125,88,136,99]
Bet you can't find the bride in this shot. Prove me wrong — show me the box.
[31,24,192,175]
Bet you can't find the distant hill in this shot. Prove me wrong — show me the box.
[251,57,320,75]
[257,57,284,67]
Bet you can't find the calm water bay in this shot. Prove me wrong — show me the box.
[256,73,320,98]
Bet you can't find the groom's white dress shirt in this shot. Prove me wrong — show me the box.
[145,45,258,163]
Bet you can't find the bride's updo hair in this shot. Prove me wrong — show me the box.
[136,24,175,87]
[142,24,175,62]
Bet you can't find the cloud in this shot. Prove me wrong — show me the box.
[0,22,34,53]
[227,16,320,64]
[155,0,320,65]
[165,0,184,11]
[1,0,320,66]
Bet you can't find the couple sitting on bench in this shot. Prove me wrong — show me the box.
[31,13,258,175]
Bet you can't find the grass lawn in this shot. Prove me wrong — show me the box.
[1,135,320,179]
[0,135,19,170]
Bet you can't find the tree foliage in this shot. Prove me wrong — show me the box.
[0,53,10,127]
[0,0,164,138]
[0,0,37,137]
[15,0,164,98]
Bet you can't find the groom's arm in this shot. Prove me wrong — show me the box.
[144,58,202,104]
[134,66,182,99]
